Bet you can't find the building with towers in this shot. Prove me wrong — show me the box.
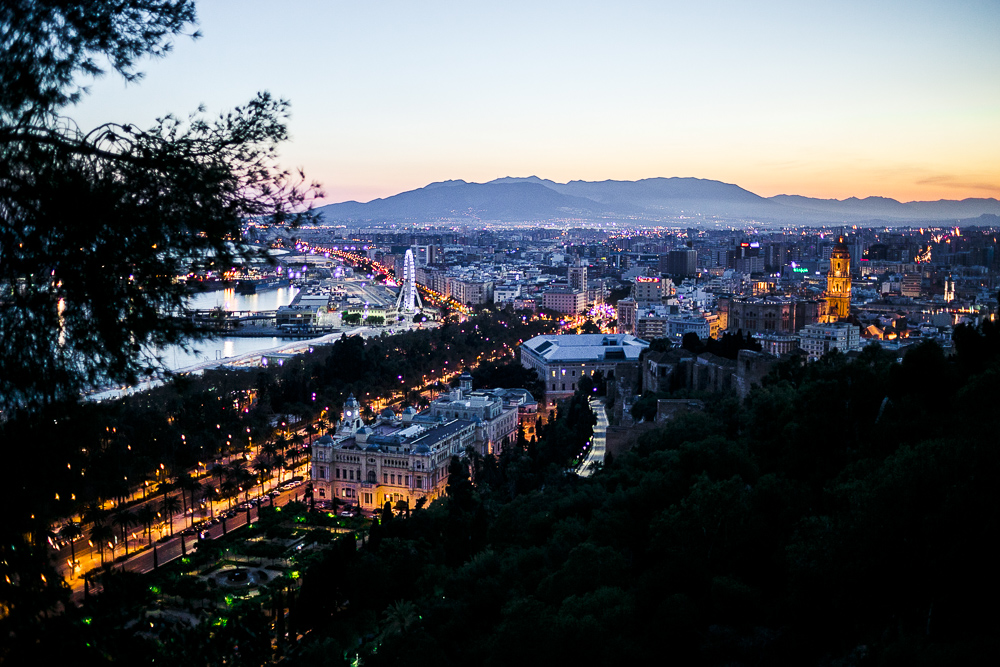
[310,376,529,512]
[825,236,852,321]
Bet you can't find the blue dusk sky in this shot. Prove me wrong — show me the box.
[72,0,1000,204]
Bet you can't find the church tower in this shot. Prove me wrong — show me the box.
[337,393,364,435]
[826,236,852,320]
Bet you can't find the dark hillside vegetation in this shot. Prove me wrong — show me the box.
[289,327,1000,666]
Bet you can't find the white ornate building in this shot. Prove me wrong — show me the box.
[310,377,530,511]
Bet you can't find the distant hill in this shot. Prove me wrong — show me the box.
[314,176,1000,225]
[769,194,1000,221]
[315,180,637,222]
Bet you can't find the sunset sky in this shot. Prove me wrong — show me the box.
[74,0,1000,204]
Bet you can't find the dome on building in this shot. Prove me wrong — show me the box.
[414,444,431,454]
[365,444,381,453]
[315,435,334,445]
[380,407,396,419]
[831,236,850,257]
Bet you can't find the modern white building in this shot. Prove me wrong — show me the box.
[799,322,861,361]
[520,333,649,407]
[494,283,521,304]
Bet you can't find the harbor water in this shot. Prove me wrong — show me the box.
[160,286,302,371]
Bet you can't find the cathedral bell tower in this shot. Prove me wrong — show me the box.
[826,236,852,321]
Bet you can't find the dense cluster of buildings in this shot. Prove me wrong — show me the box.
[294,223,1000,505]
[279,224,1000,366]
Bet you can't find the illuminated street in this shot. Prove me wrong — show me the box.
[579,398,608,477]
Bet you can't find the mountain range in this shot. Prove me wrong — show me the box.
[315,176,1000,226]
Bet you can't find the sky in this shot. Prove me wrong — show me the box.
[73,0,1000,204]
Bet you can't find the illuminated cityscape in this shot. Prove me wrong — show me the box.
[3,2,1000,666]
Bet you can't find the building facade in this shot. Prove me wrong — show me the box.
[568,263,588,292]
[632,277,666,306]
[799,322,861,361]
[616,297,637,334]
[718,295,824,334]
[542,287,586,315]
[521,333,649,407]
[311,379,534,511]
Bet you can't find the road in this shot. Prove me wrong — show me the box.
[55,469,312,603]
[64,479,314,604]
[579,398,608,477]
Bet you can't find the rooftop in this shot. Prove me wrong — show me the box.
[522,333,649,363]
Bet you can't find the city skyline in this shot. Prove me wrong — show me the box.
[70,0,1000,205]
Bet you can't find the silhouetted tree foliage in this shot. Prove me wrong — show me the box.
[280,337,1000,666]
[470,359,542,397]
[16,333,1000,664]
[0,1,321,416]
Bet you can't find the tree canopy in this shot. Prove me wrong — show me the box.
[0,1,320,415]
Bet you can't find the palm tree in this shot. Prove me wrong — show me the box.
[381,600,419,638]
[160,494,182,536]
[89,523,114,565]
[220,478,237,510]
[252,456,272,499]
[62,522,83,572]
[82,502,107,528]
[316,415,331,437]
[291,431,305,454]
[136,504,157,546]
[211,463,227,487]
[112,510,136,556]
[201,485,220,519]
[273,453,287,484]
[176,475,202,528]
[236,468,255,521]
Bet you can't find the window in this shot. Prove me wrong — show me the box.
[335,468,340,479]
[391,474,396,484]
[416,477,423,489]
[368,470,377,484]
[349,470,354,481]
[405,475,410,485]
[383,473,388,483]
[319,488,325,497]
